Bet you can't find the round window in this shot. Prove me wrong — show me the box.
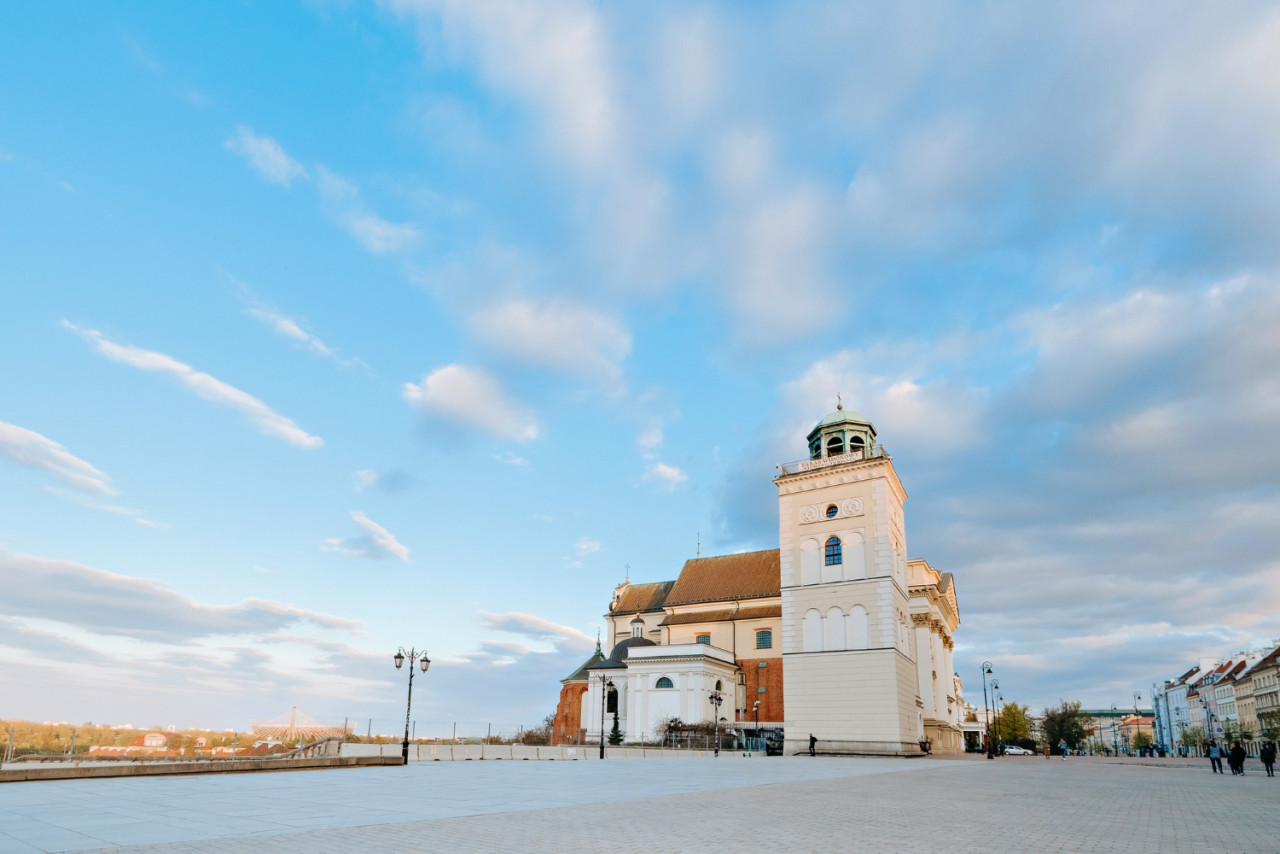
[826,504,838,519]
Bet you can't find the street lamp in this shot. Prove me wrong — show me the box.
[1110,704,1118,755]
[598,674,615,759]
[981,662,994,759]
[990,679,1001,754]
[708,689,724,755]
[1133,692,1142,756]
[752,700,761,757]
[393,647,430,765]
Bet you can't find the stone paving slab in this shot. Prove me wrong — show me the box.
[1,756,1275,853]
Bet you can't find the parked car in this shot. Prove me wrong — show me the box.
[1002,745,1033,755]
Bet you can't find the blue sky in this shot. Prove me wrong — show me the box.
[3,1,1279,734]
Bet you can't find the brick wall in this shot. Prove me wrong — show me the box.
[552,682,589,745]
[738,657,785,723]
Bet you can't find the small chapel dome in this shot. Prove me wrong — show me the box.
[806,405,877,460]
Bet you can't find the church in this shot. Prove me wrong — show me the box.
[552,406,965,755]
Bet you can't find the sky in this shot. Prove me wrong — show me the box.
[3,1,1280,735]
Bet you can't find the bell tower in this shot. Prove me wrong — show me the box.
[776,404,922,755]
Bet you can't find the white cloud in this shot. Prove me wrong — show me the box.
[322,511,410,561]
[0,421,115,495]
[643,461,688,491]
[223,126,308,188]
[479,611,594,653]
[387,0,621,172]
[469,298,630,390]
[236,283,366,370]
[315,166,421,254]
[0,550,361,641]
[402,364,539,442]
[0,150,15,162]
[352,468,381,493]
[574,537,601,557]
[637,418,663,457]
[62,321,323,450]
[491,452,530,468]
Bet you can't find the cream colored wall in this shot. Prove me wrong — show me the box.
[782,649,920,752]
[663,613,783,658]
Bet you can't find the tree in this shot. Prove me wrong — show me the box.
[520,715,555,745]
[1040,700,1087,754]
[1132,731,1152,752]
[1258,710,1280,742]
[1180,726,1207,749]
[608,710,623,745]
[991,702,1033,746]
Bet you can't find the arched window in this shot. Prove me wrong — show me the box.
[715,680,723,692]
[850,435,866,452]
[655,677,674,689]
[825,536,843,566]
[800,538,820,585]
[846,605,869,650]
[825,607,846,651]
[606,687,618,714]
[826,436,845,456]
[756,629,773,650]
[803,609,823,652]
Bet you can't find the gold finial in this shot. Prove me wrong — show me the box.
[837,393,843,411]
[624,563,630,583]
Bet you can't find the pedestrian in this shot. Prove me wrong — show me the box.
[808,733,817,757]
[1043,742,1051,760]
[1261,741,1276,777]
[1229,741,1246,775]
[1058,738,1067,760]
[1208,740,1223,774]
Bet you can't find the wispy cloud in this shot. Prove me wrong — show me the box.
[122,36,162,75]
[0,421,115,495]
[574,537,601,557]
[61,321,323,450]
[402,364,539,442]
[315,166,421,254]
[322,511,410,561]
[643,461,688,491]
[0,550,361,641]
[479,611,594,653]
[224,125,308,188]
[235,282,367,370]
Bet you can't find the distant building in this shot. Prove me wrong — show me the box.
[553,406,966,755]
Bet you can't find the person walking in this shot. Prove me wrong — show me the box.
[808,734,817,757]
[1043,742,1051,760]
[1058,738,1068,760]
[1260,741,1276,777]
[1229,741,1246,775]
[1208,740,1223,774]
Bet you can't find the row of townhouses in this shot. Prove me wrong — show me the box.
[1152,643,1280,756]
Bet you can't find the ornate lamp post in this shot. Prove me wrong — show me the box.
[708,689,724,755]
[981,661,994,759]
[990,679,1001,754]
[393,647,430,765]
[598,673,614,759]
[1110,703,1118,755]
[751,699,761,757]
[1133,692,1143,756]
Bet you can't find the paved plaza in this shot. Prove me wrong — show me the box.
[0,755,1275,853]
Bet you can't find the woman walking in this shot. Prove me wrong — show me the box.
[1229,742,1246,775]
[1208,740,1223,774]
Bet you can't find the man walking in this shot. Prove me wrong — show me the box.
[1058,738,1068,760]
[1261,741,1276,777]
[808,734,817,757]
[1208,740,1223,774]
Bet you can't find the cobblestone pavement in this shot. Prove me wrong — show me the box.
[1,756,1275,853]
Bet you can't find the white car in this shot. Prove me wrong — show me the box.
[1002,745,1033,755]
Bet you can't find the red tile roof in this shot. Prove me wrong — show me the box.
[660,604,782,626]
[664,550,781,606]
[609,581,676,615]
